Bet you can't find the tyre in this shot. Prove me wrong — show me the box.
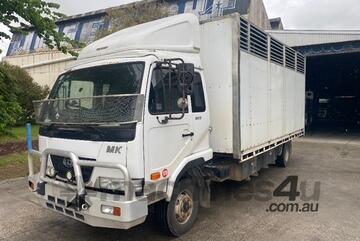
[276,142,292,167]
[305,113,313,130]
[154,178,199,237]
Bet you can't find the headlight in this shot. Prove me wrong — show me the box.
[99,177,124,190]
[98,177,143,193]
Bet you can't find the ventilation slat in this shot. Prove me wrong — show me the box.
[296,54,305,73]
[270,38,284,65]
[249,25,268,59]
[239,17,304,74]
[240,18,249,51]
[285,47,296,70]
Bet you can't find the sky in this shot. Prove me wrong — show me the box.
[0,24,11,58]
[263,0,360,30]
[2,0,360,58]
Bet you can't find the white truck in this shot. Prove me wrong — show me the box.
[27,13,305,236]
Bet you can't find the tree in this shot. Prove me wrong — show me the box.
[0,0,84,56]
[0,62,49,129]
[96,0,173,40]
[0,63,22,133]
[1,62,49,124]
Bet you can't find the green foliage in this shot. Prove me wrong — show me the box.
[0,64,22,133]
[96,1,173,40]
[0,62,49,131]
[0,152,28,168]
[0,0,85,56]
[0,125,39,144]
[0,97,22,134]
[2,62,49,124]
[0,151,41,181]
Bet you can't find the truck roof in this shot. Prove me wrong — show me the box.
[76,13,201,64]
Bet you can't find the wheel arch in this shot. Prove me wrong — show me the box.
[166,158,205,201]
[165,148,212,201]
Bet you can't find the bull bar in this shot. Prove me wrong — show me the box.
[28,148,135,202]
[26,124,148,229]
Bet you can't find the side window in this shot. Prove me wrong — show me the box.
[57,80,94,99]
[57,80,94,109]
[148,70,206,114]
[69,80,94,109]
[191,73,206,112]
[149,68,187,115]
[58,80,70,99]
[69,80,94,99]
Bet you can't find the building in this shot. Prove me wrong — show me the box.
[269,17,283,30]
[268,30,360,129]
[3,0,276,87]
[7,0,273,57]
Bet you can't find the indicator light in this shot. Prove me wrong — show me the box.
[151,172,161,180]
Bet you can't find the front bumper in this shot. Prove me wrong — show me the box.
[28,148,148,229]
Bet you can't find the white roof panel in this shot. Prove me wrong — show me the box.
[77,13,200,61]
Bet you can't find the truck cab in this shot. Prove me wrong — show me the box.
[29,14,212,236]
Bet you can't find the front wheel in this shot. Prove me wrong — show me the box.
[155,178,199,237]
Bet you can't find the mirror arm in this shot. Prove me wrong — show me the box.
[155,58,193,123]
[165,58,186,121]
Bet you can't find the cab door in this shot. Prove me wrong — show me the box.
[143,65,208,181]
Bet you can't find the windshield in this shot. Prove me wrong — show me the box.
[50,62,145,99]
[34,62,145,125]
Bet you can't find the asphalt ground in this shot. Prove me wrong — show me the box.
[1,134,360,241]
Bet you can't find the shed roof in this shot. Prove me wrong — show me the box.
[268,30,360,47]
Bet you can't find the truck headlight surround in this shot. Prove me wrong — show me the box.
[46,166,57,178]
[98,177,143,193]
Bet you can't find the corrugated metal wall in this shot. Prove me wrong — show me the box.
[268,30,360,47]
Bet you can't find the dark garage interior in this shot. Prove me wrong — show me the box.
[305,52,360,133]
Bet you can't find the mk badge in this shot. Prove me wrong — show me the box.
[106,146,123,154]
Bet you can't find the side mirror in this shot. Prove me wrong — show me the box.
[177,63,194,95]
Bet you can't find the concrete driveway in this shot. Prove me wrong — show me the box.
[1,136,360,241]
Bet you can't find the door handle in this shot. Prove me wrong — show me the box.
[182,132,194,138]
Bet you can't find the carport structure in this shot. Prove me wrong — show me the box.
[268,30,360,132]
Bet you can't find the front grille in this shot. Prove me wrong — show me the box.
[50,155,95,183]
